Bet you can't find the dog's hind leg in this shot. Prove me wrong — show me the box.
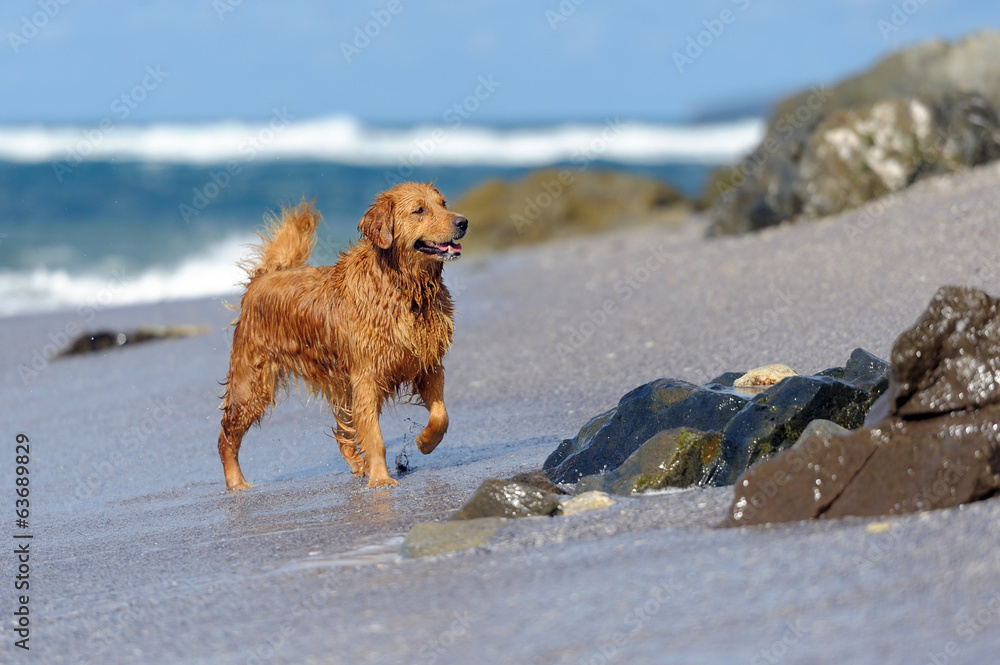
[414,365,449,454]
[218,359,276,490]
[332,416,365,477]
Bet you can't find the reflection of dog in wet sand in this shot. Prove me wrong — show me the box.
[217,183,467,489]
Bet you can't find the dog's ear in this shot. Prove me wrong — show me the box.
[359,194,394,249]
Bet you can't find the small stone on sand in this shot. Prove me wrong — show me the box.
[733,364,798,387]
[558,491,615,516]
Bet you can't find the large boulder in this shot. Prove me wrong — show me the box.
[708,31,1000,235]
[796,94,1000,219]
[545,348,889,488]
[703,350,888,486]
[774,31,1000,123]
[725,286,1000,526]
[709,93,1000,235]
[543,379,747,484]
[454,169,689,250]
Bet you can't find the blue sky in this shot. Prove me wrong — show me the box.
[1,0,996,125]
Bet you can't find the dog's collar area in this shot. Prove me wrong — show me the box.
[414,239,462,260]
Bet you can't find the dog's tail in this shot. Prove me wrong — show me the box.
[244,199,321,280]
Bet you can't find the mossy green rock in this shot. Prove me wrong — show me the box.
[576,428,722,496]
[455,169,689,251]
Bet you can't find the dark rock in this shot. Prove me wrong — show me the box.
[550,348,889,489]
[703,372,881,487]
[725,286,1000,526]
[58,325,210,357]
[576,428,722,496]
[509,471,569,495]
[841,347,892,395]
[541,410,616,478]
[450,479,561,520]
[706,371,745,387]
[543,379,747,484]
[886,287,1000,417]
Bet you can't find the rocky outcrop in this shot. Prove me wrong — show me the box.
[709,31,1000,235]
[454,169,689,250]
[544,348,889,489]
[796,95,1000,219]
[709,93,1000,235]
[726,286,1000,526]
[774,31,1000,122]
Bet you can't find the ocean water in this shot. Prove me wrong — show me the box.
[0,116,763,317]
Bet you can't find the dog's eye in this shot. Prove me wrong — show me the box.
[413,207,425,215]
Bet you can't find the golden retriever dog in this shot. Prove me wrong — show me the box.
[217,182,467,489]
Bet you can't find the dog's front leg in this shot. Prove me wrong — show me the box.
[415,365,449,454]
[351,376,398,487]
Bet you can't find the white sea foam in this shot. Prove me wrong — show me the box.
[0,235,255,318]
[0,116,765,167]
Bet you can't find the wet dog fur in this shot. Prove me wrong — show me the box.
[217,182,467,489]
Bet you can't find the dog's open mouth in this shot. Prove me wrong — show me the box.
[415,239,462,260]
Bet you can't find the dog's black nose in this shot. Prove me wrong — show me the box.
[453,216,468,236]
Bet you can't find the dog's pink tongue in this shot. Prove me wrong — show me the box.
[438,242,462,252]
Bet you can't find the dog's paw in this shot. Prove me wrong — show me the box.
[367,475,399,488]
[227,481,254,491]
[416,429,444,454]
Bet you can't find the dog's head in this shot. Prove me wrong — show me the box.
[359,183,467,262]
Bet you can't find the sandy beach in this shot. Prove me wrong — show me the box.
[3,162,1000,664]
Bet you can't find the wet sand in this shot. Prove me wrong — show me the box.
[3,163,1000,664]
